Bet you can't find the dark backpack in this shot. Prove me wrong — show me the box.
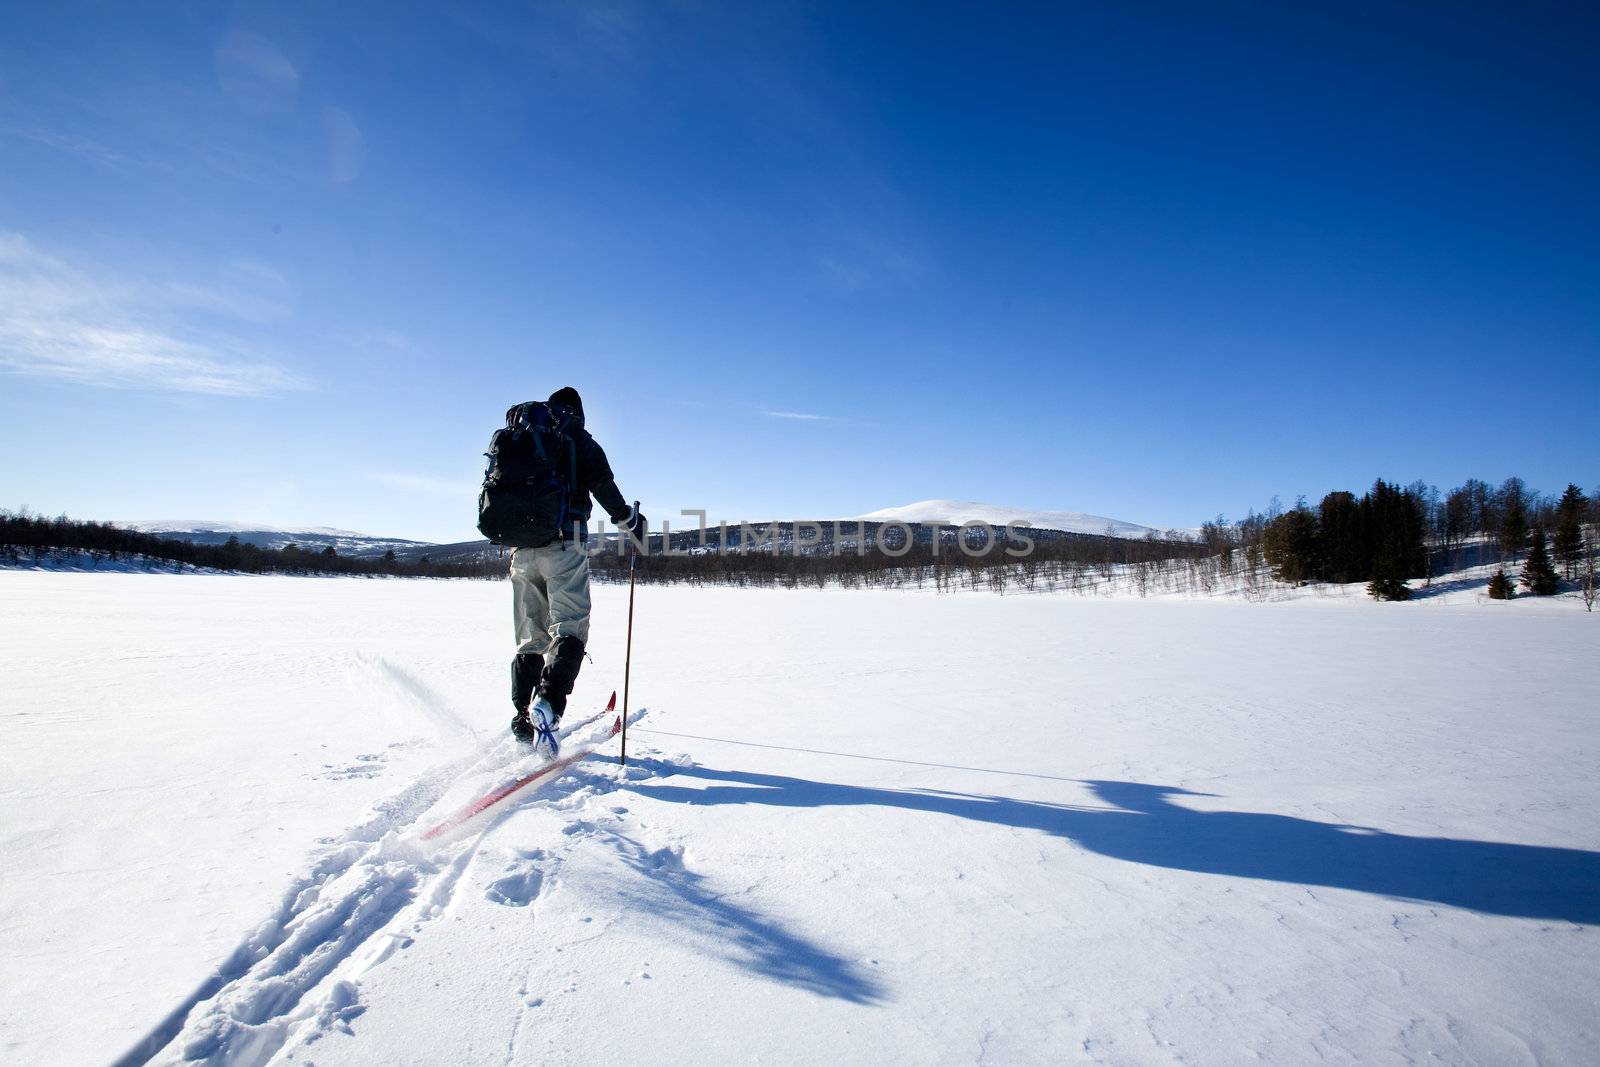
[476,401,579,548]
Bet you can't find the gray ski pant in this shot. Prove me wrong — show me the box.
[510,540,592,655]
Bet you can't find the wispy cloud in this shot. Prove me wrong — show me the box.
[321,106,366,183]
[814,218,928,294]
[3,124,141,170]
[214,31,300,114]
[0,233,304,396]
[764,409,831,421]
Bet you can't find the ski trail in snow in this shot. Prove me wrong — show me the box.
[357,653,480,743]
[107,742,491,1067]
[116,710,639,1067]
[170,837,432,1066]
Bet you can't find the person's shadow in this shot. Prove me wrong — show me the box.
[636,763,1600,925]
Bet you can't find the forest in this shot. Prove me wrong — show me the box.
[1253,478,1597,602]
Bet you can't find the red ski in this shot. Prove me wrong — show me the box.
[420,691,620,842]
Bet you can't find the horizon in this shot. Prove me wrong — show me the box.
[94,497,1176,543]
[40,481,1591,545]
[3,3,1596,543]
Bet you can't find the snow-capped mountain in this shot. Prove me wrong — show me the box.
[128,519,369,537]
[860,499,1164,539]
[123,520,430,557]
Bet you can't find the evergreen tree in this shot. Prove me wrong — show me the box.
[1487,568,1514,600]
[1365,481,1412,600]
[1318,491,1366,583]
[1359,479,1427,600]
[1262,505,1318,584]
[1553,484,1587,579]
[1497,477,1529,558]
[1519,526,1560,595]
[1397,483,1428,577]
[1367,569,1412,601]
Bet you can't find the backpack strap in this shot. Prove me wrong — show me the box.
[558,414,578,539]
[530,416,547,463]
[567,434,578,512]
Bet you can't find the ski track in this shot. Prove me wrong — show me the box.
[357,653,481,745]
[114,710,643,1067]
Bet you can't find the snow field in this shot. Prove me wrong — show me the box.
[1,570,1596,1065]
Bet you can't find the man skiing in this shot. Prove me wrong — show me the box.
[500,386,644,754]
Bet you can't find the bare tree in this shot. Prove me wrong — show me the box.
[1584,510,1599,613]
[1582,552,1596,613]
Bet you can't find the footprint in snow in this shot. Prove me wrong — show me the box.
[486,867,545,907]
[643,844,685,872]
[315,754,387,781]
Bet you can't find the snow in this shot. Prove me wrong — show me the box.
[861,499,1168,539]
[124,520,369,538]
[114,521,430,557]
[2,570,1597,1066]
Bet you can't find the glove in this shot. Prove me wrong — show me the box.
[616,508,647,538]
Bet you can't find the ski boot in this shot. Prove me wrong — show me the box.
[510,651,543,746]
[527,693,562,758]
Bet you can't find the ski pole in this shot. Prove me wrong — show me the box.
[621,501,639,767]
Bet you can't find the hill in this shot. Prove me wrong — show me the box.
[860,499,1169,539]
[124,520,429,558]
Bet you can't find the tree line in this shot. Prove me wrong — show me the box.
[588,522,1215,592]
[0,512,503,579]
[9,480,1595,607]
[1255,477,1597,603]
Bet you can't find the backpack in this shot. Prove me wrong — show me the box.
[476,401,579,548]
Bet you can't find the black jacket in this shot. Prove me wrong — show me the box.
[549,404,628,538]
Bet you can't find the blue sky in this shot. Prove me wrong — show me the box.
[2,2,1595,542]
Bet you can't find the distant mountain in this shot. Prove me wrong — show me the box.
[860,500,1165,540]
[122,500,1175,565]
[123,520,431,558]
